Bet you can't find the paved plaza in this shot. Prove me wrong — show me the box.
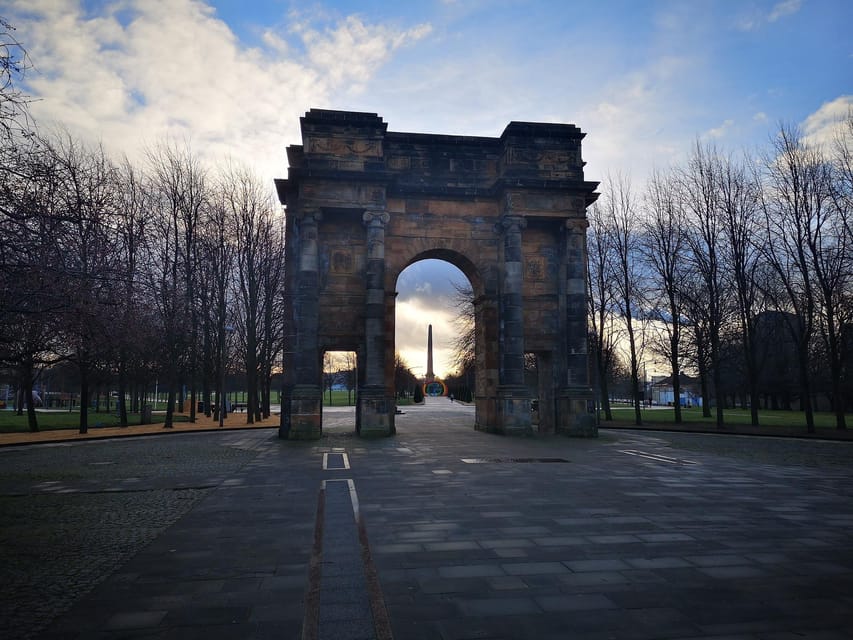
[2,398,853,640]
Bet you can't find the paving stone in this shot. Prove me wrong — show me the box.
[564,558,632,572]
[698,566,770,579]
[5,410,853,640]
[438,564,506,578]
[535,594,616,612]
[685,555,753,567]
[105,610,167,630]
[532,535,586,546]
[423,540,481,552]
[487,576,528,590]
[458,597,541,616]
[478,538,535,548]
[586,534,642,544]
[502,561,569,576]
[626,557,694,570]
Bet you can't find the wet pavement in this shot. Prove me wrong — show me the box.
[2,398,852,639]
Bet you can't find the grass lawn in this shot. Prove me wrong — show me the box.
[320,390,358,407]
[606,405,850,430]
[0,410,190,433]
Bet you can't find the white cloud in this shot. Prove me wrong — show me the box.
[394,259,468,378]
[705,118,735,138]
[753,111,768,122]
[802,94,853,147]
[769,0,802,22]
[10,0,431,185]
[575,55,698,181]
[295,15,432,94]
[736,0,802,31]
[395,296,458,379]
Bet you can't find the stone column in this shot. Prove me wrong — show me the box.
[285,208,324,440]
[358,210,394,437]
[557,217,596,436]
[496,214,532,435]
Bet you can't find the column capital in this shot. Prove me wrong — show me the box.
[564,217,589,234]
[497,214,527,234]
[298,207,322,224]
[363,210,390,227]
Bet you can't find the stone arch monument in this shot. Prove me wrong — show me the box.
[275,109,598,440]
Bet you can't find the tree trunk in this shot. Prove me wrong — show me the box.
[710,333,724,428]
[826,323,846,430]
[21,362,39,432]
[796,343,815,433]
[246,348,258,425]
[625,315,642,426]
[599,372,613,422]
[118,362,128,427]
[164,370,176,428]
[833,377,847,430]
[670,336,682,424]
[744,326,760,426]
[202,330,212,418]
[695,336,710,417]
[79,366,89,434]
[594,347,613,421]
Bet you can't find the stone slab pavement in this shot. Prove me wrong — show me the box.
[2,397,852,640]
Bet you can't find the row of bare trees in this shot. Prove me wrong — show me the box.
[0,19,288,433]
[1,130,286,433]
[590,118,853,432]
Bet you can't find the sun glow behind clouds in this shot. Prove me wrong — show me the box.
[395,259,468,380]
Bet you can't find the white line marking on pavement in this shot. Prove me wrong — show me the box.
[322,452,350,470]
[619,449,699,465]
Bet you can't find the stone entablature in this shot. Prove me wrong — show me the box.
[277,109,598,439]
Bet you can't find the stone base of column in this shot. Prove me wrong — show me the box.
[474,395,498,433]
[489,386,534,436]
[357,387,395,438]
[556,388,597,437]
[279,385,323,440]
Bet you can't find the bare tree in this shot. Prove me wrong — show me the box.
[45,131,121,434]
[110,158,150,426]
[145,141,207,428]
[759,124,831,433]
[718,153,764,425]
[223,163,277,423]
[204,181,236,425]
[680,141,728,427]
[641,169,688,423]
[450,279,475,375]
[0,17,33,143]
[257,211,286,418]
[828,112,853,420]
[601,173,646,425]
[0,140,66,431]
[586,201,618,420]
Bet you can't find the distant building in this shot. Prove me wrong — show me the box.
[651,373,702,407]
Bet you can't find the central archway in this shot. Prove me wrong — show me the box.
[276,109,598,439]
[392,252,487,427]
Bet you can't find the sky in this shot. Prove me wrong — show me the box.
[6,0,852,378]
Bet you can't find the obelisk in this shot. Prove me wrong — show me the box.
[426,324,435,382]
